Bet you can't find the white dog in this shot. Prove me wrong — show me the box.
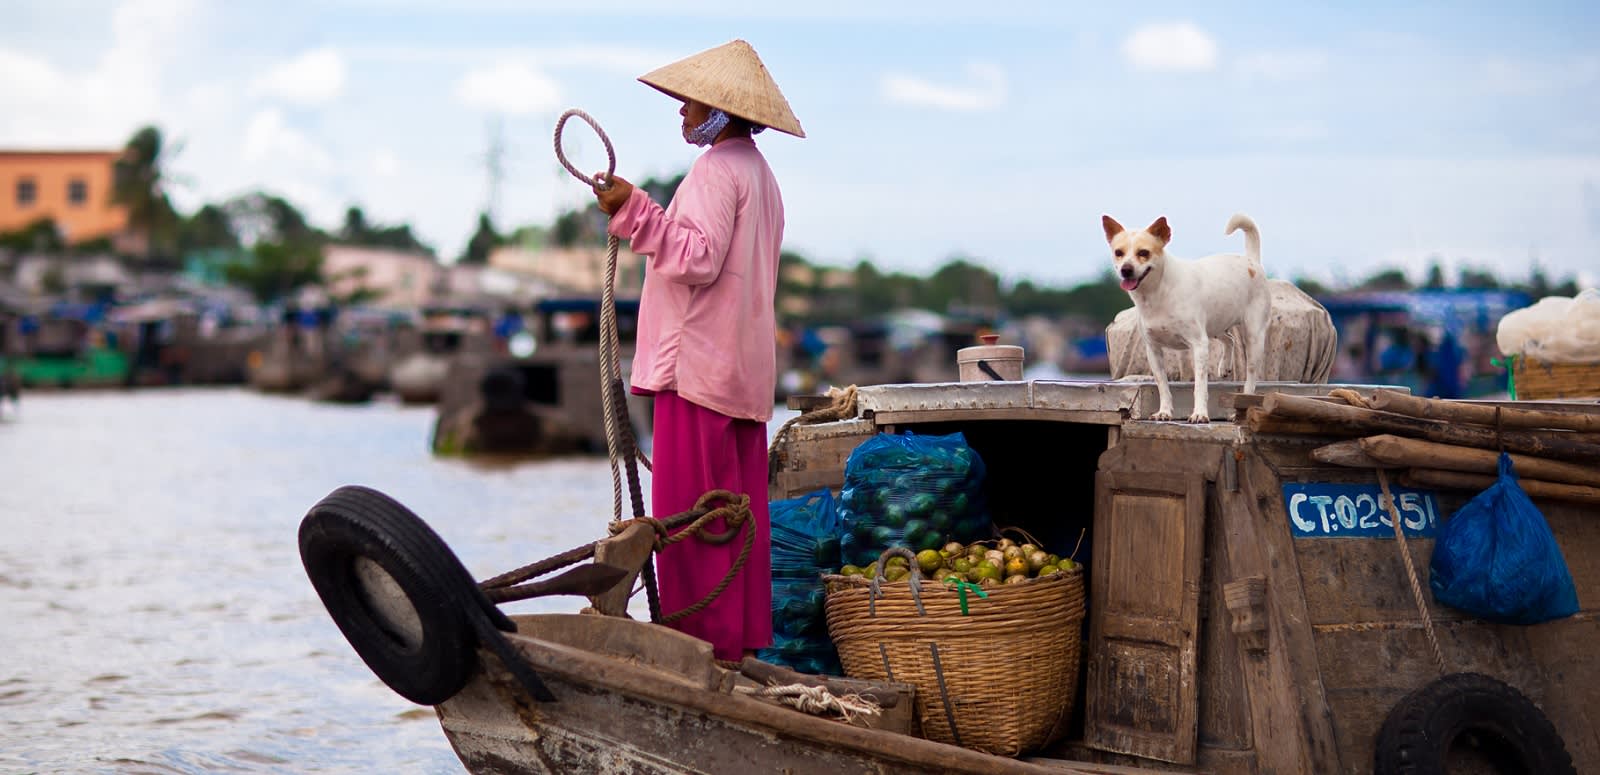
[1102,213,1270,423]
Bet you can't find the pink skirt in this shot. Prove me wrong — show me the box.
[649,390,773,660]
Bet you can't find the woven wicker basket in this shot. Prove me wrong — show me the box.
[823,548,1086,757]
[1513,356,1600,400]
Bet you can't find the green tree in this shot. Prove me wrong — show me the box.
[177,204,239,252]
[1358,268,1412,291]
[223,240,325,304]
[222,192,325,245]
[1457,265,1501,290]
[340,206,371,242]
[460,212,501,265]
[1423,260,1446,289]
[112,125,182,258]
[0,217,64,253]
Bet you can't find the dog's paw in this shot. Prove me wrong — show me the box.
[1187,412,1211,424]
[1152,410,1174,421]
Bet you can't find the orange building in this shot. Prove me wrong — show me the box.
[0,150,130,244]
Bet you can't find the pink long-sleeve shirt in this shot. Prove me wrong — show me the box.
[607,137,784,422]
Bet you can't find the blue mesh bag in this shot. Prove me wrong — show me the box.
[835,431,994,569]
[1429,453,1579,625]
[763,489,843,674]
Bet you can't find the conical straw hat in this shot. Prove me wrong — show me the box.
[638,39,806,138]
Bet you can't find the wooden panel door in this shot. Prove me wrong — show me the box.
[1083,471,1207,764]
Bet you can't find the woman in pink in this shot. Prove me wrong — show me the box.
[590,39,805,661]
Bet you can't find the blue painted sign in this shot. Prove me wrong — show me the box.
[1283,482,1442,538]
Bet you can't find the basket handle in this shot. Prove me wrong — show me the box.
[868,546,925,618]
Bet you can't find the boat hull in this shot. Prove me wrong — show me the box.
[436,616,1089,775]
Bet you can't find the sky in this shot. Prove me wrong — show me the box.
[3,0,1598,289]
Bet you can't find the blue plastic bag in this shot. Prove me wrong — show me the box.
[835,431,994,568]
[764,489,843,674]
[1429,453,1579,625]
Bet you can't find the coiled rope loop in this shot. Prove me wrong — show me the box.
[554,109,616,192]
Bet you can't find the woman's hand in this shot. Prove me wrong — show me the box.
[592,172,634,215]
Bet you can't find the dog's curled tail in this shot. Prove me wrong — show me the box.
[1225,213,1261,266]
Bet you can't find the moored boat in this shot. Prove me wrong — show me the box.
[301,375,1600,774]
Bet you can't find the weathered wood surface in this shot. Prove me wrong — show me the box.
[1353,434,1600,488]
[1365,388,1600,432]
[1242,407,1364,438]
[587,523,656,616]
[1258,392,1600,460]
[1227,451,1345,774]
[439,615,1138,775]
[767,418,875,500]
[1085,470,1206,765]
[1402,468,1600,505]
[1307,439,1401,469]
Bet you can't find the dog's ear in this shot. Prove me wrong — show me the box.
[1101,215,1125,243]
[1147,217,1171,244]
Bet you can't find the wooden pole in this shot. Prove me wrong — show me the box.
[1259,393,1600,461]
[1367,389,1600,434]
[1402,468,1600,507]
[1309,439,1402,469]
[1359,434,1600,489]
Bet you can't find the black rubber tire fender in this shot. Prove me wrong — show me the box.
[298,485,489,705]
[1374,672,1576,775]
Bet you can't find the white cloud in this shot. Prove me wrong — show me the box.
[1242,120,1330,143]
[1482,55,1600,96]
[1235,50,1328,81]
[252,48,347,106]
[0,0,196,146]
[241,108,333,172]
[455,61,562,115]
[879,62,1007,112]
[371,149,400,178]
[1122,22,1219,72]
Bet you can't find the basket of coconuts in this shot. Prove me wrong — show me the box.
[821,531,1086,757]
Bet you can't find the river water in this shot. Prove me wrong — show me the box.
[1,389,796,774]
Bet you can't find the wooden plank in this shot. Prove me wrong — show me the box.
[1197,484,1253,753]
[1366,388,1600,432]
[1403,468,1600,506]
[1309,439,1402,469]
[587,524,656,617]
[1293,538,1470,626]
[1259,393,1600,461]
[1234,452,1344,774]
[1360,434,1600,488]
[1244,407,1364,438]
[1312,621,1544,773]
[768,419,876,500]
[772,469,845,501]
[868,407,1125,426]
[1084,470,1206,765]
[1522,616,1600,767]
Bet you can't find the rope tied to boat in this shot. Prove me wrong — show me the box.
[1329,389,1450,676]
[553,108,651,524]
[554,107,663,621]
[767,384,860,480]
[734,683,883,722]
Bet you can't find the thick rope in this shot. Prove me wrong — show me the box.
[767,384,860,481]
[1377,469,1449,676]
[1328,389,1448,675]
[656,490,754,624]
[553,109,651,524]
[734,683,883,722]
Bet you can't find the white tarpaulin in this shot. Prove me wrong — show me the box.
[1106,278,1337,384]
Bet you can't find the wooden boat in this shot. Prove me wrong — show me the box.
[300,377,1600,774]
[431,298,651,457]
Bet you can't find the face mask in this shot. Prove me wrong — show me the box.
[686,108,731,146]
